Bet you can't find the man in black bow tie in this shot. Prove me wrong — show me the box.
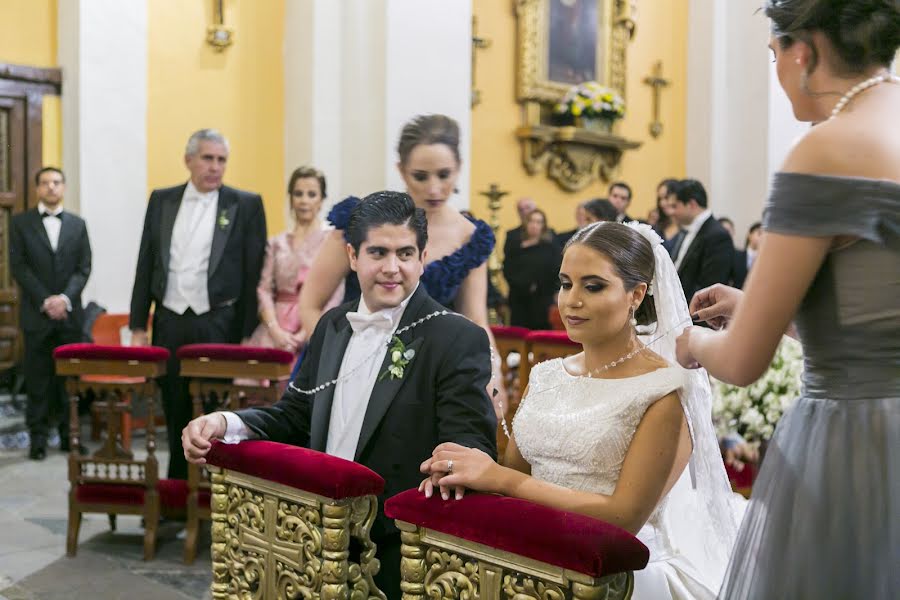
[182,191,497,598]
[10,167,92,460]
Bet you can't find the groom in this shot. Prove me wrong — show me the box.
[182,191,497,598]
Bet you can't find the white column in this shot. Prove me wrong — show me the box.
[283,0,471,210]
[58,0,147,313]
[686,0,804,241]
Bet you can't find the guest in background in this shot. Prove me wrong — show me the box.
[503,197,537,259]
[668,179,734,304]
[243,167,343,358]
[653,178,682,243]
[583,198,619,223]
[10,167,92,460]
[504,209,558,330]
[553,201,590,250]
[731,221,762,289]
[719,217,737,242]
[607,181,633,222]
[129,128,267,479]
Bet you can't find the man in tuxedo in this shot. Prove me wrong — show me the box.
[668,179,735,304]
[503,197,537,259]
[182,191,497,598]
[10,167,92,460]
[608,181,634,223]
[130,129,266,479]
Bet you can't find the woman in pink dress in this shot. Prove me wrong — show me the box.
[245,166,343,357]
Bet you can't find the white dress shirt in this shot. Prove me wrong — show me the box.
[674,209,712,270]
[38,201,63,252]
[163,181,217,315]
[221,285,419,461]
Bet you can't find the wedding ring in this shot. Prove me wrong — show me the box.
[447,459,454,474]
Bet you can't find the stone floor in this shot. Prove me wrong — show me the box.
[0,397,212,600]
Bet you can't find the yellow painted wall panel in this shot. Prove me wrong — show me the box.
[147,0,286,234]
[470,1,687,239]
[0,0,57,68]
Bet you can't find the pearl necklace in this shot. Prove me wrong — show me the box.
[830,73,900,120]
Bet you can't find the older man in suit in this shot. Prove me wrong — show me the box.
[130,129,266,479]
[10,167,92,460]
[668,179,735,305]
[182,192,497,598]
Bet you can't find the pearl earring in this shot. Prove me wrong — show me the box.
[629,307,637,327]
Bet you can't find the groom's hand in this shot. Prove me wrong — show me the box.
[182,413,227,464]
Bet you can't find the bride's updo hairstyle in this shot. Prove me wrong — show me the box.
[765,0,900,77]
[566,222,658,326]
[397,114,461,165]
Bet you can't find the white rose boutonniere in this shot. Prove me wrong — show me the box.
[380,336,415,381]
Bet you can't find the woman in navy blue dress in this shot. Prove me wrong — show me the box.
[296,115,504,417]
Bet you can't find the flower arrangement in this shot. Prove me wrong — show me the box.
[554,81,626,121]
[712,336,803,442]
[380,336,415,381]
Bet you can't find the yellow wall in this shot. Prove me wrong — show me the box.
[0,0,61,168]
[470,1,688,237]
[147,0,286,234]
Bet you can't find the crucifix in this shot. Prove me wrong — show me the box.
[471,16,492,107]
[643,61,670,138]
[206,0,233,52]
[478,184,509,322]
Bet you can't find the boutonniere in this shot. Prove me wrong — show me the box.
[217,209,231,230]
[379,335,415,381]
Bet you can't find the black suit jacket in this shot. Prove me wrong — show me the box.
[236,284,497,538]
[10,208,92,334]
[129,183,267,340]
[503,225,525,259]
[731,250,749,289]
[676,215,735,304]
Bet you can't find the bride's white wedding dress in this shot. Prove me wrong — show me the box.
[514,358,724,599]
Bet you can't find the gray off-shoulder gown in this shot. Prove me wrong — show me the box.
[719,172,900,599]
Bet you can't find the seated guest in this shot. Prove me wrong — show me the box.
[243,167,343,358]
[182,191,497,599]
[653,178,682,244]
[668,179,735,304]
[608,181,634,222]
[504,209,558,330]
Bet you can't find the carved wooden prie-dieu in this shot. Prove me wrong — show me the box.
[206,441,648,600]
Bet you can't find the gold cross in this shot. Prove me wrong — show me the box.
[471,16,492,107]
[643,61,670,138]
[238,497,307,597]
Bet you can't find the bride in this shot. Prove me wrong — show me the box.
[421,221,744,599]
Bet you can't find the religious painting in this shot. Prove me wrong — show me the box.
[516,0,635,104]
[548,0,599,85]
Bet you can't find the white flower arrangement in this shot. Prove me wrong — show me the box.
[554,81,626,121]
[712,336,804,442]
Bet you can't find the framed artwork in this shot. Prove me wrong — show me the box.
[516,0,636,103]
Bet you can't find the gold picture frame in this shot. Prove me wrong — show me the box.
[515,0,636,104]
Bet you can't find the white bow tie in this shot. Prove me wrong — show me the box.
[346,311,394,334]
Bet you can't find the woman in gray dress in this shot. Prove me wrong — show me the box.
[675,1,900,598]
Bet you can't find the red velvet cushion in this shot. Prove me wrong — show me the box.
[75,483,146,505]
[525,330,581,346]
[490,326,530,340]
[384,490,649,577]
[206,440,384,499]
[176,343,294,364]
[725,462,757,490]
[157,478,211,509]
[54,343,170,362]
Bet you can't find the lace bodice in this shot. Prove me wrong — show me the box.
[514,359,685,532]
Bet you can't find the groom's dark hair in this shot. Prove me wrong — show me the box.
[347,191,428,254]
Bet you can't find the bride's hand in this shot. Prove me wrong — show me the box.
[421,442,500,494]
[676,326,704,369]
[689,283,743,330]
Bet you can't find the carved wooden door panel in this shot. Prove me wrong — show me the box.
[0,95,26,370]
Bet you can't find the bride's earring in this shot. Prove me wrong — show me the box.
[629,307,637,328]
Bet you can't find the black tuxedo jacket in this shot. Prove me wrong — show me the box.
[10,208,91,334]
[236,284,497,538]
[676,215,735,304]
[128,183,267,340]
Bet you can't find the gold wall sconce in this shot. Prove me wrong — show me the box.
[206,0,233,52]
